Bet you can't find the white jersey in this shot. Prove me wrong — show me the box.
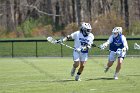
[70,31,94,53]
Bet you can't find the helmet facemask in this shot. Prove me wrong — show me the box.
[113,32,119,38]
[80,22,92,37]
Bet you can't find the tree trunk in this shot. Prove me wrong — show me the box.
[138,0,140,19]
[76,0,81,26]
[120,0,124,19]
[124,0,129,31]
[55,1,60,26]
[72,0,76,22]
[87,0,92,21]
[6,0,15,32]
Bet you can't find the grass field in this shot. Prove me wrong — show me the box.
[0,57,140,93]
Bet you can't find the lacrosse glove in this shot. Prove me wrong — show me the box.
[76,48,81,52]
[116,48,122,55]
[99,44,106,50]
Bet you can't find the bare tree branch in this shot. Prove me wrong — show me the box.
[24,4,62,16]
[0,4,62,17]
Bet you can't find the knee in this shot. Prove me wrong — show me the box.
[117,63,122,67]
[118,60,123,66]
[73,62,79,68]
[108,61,114,67]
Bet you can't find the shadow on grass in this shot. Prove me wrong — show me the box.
[32,79,75,83]
[86,77,114,81]
[56,79,75,82]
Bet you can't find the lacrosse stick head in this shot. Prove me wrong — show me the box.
[47,37,56,44]
[134,43,140,50]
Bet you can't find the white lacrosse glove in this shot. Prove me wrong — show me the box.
[76,48,81,52]
[81,46,88,51]
[99,42,109,50]
[99,44,106,50]
[122,47,127,52]
[116,48,122,55]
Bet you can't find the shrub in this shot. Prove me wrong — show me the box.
[129,21,140,35]
[62,23,78,36]
[19,18,38,37]
[91,12,125,35]
[31,25,53,37]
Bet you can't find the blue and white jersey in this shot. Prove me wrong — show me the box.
[70,31,94,53]
[106,34,128,52]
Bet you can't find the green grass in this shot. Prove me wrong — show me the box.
[0,57,140,93]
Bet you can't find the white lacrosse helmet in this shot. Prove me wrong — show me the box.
[80,22,92,37]
[112,27,122,34]
[112,27,122,37]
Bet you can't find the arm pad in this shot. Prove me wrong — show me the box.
[62,35,71,42]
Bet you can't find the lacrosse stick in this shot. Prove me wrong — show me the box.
[92,43,111,52]
[92,44,101,49]
[47,36,78,51]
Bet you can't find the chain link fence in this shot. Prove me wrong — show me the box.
[0,38,140,57]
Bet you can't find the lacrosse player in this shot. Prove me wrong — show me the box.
[58,22,94,81]
[99,27,128,80]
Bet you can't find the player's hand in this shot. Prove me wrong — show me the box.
[122,47,127,52]
[76,48,81,52]
[99,44,105,50]
[56,39,63,44]
[116,48,122,55]
[81,46,88,51]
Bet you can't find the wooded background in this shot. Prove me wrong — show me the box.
[0,0,140,38]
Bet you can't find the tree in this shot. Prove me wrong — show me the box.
[72,0,76,22]
[76,0,81,26]
[86,0,92,21]
[55,1,60,26]
[120,0,124,18]
[124,0,129,31]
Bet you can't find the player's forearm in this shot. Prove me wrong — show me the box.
[62,35,72,42]
[123,42,129,51]
[122,37,129,51]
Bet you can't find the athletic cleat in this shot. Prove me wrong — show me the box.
[104,67,109,73]
[75,75,81,81]
[114,73,118,80]
[71,68,76,76]
[114,76,118,80]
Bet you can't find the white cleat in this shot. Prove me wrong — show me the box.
[71,68,76,77]
[75,75,81,81]
[114,73,119,80]
[114,76,118,80]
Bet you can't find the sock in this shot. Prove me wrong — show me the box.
[106,66,109,69]
[77,72,81,75]
[73,67,76,70]
[114,72,118,77]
